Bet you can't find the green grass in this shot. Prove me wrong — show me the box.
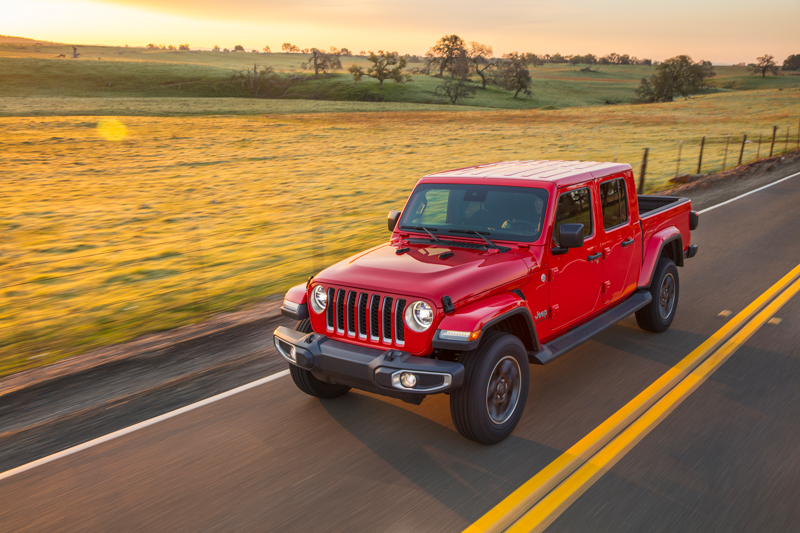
[2,43,798,112]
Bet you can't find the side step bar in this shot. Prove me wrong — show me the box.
[532,290,652,365]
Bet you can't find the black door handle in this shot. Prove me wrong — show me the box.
[621,238,634,247]
[587,252,602,261]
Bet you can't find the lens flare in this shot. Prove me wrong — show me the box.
[97,118,127,141]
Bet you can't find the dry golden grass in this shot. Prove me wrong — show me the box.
[2,89,799,375]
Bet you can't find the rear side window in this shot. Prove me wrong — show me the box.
[599,179,629,230]
[553,187,592,246]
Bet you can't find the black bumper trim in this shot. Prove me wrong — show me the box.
[683,244,698,259]
[281,303,309,321]
[273,327,464,398]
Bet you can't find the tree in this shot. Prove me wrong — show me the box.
[167,45,176,51]
[349,50,411,89]
[263,45,271,53]
[426,35,466,77]
[339,47,352,56]
[696,60,716,90]
[212,45,220,52]
[436,79,477,104]
[467,42,499,89]
[178,44,190,51]
[748,54,779,77]
[635,55,713,102]
[549,53,567,64]
[282,43,300,53]
[146,44,157,49]
[782,54,800,71]
[303,48,342,76]
[233,45,245,52]
[525,53,544,67]
[499,52,533,98]
[233,64,283,97]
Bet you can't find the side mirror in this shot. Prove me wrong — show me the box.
[387,210,401,232]
[559,223,585,248]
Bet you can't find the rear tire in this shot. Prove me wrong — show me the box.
[450,331,529,444]
[288,319,350,399]
[636,258,679,333]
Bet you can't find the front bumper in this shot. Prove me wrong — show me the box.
[273,326,464,402]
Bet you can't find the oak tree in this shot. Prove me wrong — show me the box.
[748,54,779,77]
[426,35,466,77]
[349,50,411,89]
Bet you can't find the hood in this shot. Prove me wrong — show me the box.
[314,242,533,307]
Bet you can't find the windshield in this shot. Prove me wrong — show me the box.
[399,183,549,242]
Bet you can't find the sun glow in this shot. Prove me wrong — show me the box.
[97,118,128,141]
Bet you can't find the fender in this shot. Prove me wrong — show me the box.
[281,283,309,320]
[638,227,683,289]
[432,292,539,352]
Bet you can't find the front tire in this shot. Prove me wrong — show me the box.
[636,257,679,333]
[288,319,350,399]
[450,331,529,444]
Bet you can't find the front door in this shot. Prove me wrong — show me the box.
[599,177,637,303]
[548,184,603,332]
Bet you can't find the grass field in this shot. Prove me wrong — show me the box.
[2,42,799,110]
[2,89,799,376]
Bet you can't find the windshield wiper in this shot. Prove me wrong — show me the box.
[400,225,440,242]
[448,229,500,249]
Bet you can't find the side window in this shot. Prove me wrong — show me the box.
[600,179,629,230]
[553,187,592,246]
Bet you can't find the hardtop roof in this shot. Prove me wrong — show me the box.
[422,160,632,188]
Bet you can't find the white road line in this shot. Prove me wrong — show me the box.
[2,167,798,482]
[698,170,800,214]
[0,369,290,482]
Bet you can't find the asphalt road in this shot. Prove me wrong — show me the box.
[2,175,800,532]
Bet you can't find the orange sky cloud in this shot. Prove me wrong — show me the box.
[6,0,799,63]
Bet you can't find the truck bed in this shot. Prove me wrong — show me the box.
[638,195,689,217]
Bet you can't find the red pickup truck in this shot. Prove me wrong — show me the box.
[275,160,698,443]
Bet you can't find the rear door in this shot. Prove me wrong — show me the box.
[598,177,636,303]
[547,183,603,331]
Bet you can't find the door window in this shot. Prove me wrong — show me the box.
[599,179,629,230]
[553,187,592,246]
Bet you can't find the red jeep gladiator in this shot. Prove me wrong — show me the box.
[274,160,698,443]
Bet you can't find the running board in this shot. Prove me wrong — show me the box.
[532,290,652,365]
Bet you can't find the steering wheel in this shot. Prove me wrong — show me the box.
[503,219,539,233]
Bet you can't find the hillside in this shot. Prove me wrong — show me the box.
[1,41,798,112]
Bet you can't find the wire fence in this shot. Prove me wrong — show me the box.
[2,120,799,376]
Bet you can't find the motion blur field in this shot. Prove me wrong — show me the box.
[3,89,799,375]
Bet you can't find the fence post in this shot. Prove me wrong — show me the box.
[639,148,648,193]
[797,118,799,149]
[738,134,747,166]
[785,127,790,154]
[770,126,777,157]
[697,137,705,173]
[757,132,762,160]
[675,140,683,177]
[722,133,731,170]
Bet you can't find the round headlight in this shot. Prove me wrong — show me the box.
[405,301,433,332]
[310,285,327,313]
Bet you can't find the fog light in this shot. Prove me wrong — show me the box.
[400,372,417,388]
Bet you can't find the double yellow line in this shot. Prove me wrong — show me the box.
[466,263,800,533]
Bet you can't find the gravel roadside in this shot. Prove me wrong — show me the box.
[1,152,798,473]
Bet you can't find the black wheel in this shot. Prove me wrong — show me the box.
[450,331,529,444]
[636,257,679,333]
[288,319,350,399]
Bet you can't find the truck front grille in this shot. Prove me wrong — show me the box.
[323,287,407,347]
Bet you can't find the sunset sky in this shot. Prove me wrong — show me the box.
[5,0,798,64]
